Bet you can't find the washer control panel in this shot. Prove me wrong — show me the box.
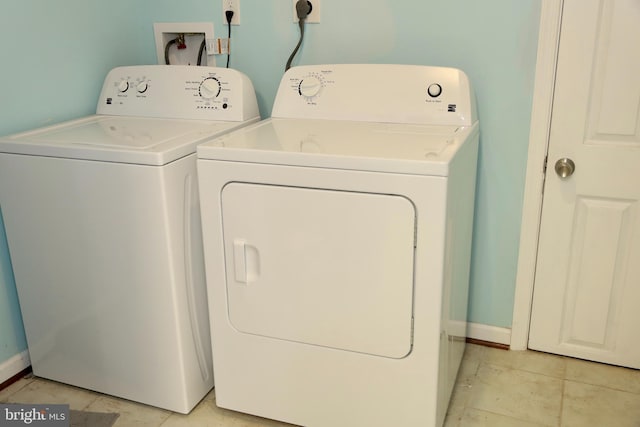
[97,65,259,122]
[272,64,476,126]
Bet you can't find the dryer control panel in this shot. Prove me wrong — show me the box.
[97,65,259,122]
[272,64,477,126]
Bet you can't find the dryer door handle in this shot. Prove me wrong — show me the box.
[233,239,260,284]
[233,239,248,283]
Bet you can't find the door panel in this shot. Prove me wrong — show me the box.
[559,196,635,350]
[529,0,640,368]
[586,0,640,139]
[221,183,416,359]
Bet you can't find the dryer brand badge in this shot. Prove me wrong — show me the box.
[448,104,457,112]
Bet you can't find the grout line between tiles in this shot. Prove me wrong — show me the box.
[563,377,640,397]
[558,378,566,427]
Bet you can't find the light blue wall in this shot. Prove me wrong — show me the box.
[0,0,540,365]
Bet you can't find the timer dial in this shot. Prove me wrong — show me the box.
[199,77,221,100]
[298,76,323,98]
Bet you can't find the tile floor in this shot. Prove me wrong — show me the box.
[1,344,639,426]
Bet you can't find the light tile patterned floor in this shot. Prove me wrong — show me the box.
[2,344,639,426]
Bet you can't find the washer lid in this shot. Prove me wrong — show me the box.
[0,115,254,165]
[197,118,477,176]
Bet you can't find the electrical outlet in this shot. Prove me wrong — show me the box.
[222,0,240,25]
[292,0,320,23]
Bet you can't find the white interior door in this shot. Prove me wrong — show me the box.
[528,0,640,368]
[220,183,416,359]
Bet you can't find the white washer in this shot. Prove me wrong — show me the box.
[0,65,259,413]
[197,64,479,426]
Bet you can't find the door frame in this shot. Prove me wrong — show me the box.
[510,0,564,350]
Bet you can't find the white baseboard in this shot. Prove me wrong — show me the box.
[467,322,512,346]
[0,350,31,384]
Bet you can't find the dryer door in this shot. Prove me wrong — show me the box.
[220,183,416,359]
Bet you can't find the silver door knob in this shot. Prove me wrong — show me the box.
[554,158,575,178]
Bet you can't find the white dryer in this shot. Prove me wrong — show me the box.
[197,64,478,426]
[0,65,259,413]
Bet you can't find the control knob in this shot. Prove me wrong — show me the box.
[136,81,149,94]
[117,80,129,93]
[199,77,221,99]
[299,76,322,98]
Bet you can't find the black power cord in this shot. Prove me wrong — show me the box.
[285,0,311,71]
[225,10,234,68]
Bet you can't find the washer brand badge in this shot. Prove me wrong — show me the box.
[1,404,69,426]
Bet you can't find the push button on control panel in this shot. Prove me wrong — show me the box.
[427,83,442,98]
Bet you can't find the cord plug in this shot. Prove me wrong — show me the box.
[225,10,234,25]
[296,0,311,22]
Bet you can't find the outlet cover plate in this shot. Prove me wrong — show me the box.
[293,0,320,23]
[223,0,240,25]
